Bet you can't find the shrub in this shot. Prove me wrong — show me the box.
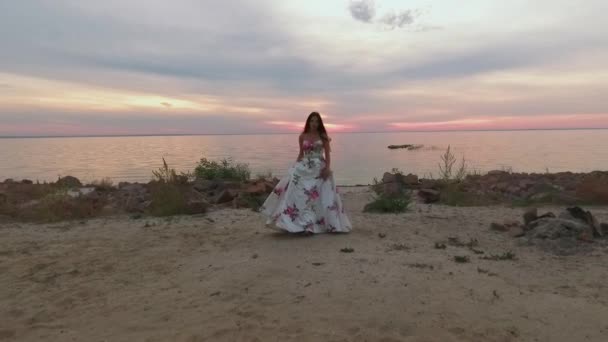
[194,157,250,182]
[148,183,190,217]
[364,174,411,213]
[152,158,190,184]
[438,145,467,182]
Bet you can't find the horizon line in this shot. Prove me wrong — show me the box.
[1,127,607,139]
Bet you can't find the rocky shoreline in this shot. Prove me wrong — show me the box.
[0,175,280,222]
[378,170,608,205]
[1,169,607,223]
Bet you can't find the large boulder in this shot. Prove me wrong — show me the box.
[524,207,600,241]
[117,183,149,213]
[382,172,397,184]
[526,218,592,240]
[215,189,238,204]
[243,180,273,196]
[402,174,419,186]
[382,182,404,197]
[193,179,216,192]
[561,207,602,237]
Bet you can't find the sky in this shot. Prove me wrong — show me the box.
[1,0,607,136]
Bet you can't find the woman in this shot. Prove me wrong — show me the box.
[260,112,352,235]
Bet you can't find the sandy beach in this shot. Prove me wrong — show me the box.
[1,187,608,342]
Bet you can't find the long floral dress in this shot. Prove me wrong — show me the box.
[260,138,352,234]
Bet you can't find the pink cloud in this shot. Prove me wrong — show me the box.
[389,114,608,131]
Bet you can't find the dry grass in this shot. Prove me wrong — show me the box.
[4,191,107,223]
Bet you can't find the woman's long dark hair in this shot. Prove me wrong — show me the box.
[303,112,330,143]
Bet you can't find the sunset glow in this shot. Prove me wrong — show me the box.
[1,0,607,136]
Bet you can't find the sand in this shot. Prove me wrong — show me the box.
[1,187,608,342]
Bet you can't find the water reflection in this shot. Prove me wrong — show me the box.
[0,130,606,185]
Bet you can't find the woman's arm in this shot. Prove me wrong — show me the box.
[296,134,304,161]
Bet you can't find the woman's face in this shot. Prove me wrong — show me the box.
[309,116,320,131]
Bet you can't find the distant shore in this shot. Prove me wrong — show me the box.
[2,127,608,139]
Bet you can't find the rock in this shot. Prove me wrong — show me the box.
[388,144,413,150]
[491,220,521,232]
[420,179,440,190]
[193,179,215,192]
[263,181,276,194]
[382,172,397,184]
[509,226,526,238]
[537,212,556,220]
[491,222,508,232]
[561,207,602,237]
[121,184,149,213]
[215,189,237,204]
[3,179,15,184]
[407,145,424,150]
[601,223,608,235]
[21,179,33,184]
[506,185,521,195]
[518,179,536,190]
[120,183,147,194]
[125,197,146,213]
[243,182,267,195]
[185,198,209,214]
[118,182,131,189]
[402,174,419,185]
[418,189,440,203]
[56,176,82,188]
[383,182,404,197]
[527,218,592,240]
[523,208,538,226]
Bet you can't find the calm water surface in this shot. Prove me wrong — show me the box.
[1,130,607,185]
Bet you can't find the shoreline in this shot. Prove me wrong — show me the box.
[2,169,608,224]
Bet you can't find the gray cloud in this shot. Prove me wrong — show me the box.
[348,0,376,23]
[1,1,607,135]
[380,10,417,29]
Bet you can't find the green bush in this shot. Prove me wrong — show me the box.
[365,169,412,213]
[194,157,250,182]
[364,194,411,213]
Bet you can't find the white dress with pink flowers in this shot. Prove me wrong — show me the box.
[260,138,352,234]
